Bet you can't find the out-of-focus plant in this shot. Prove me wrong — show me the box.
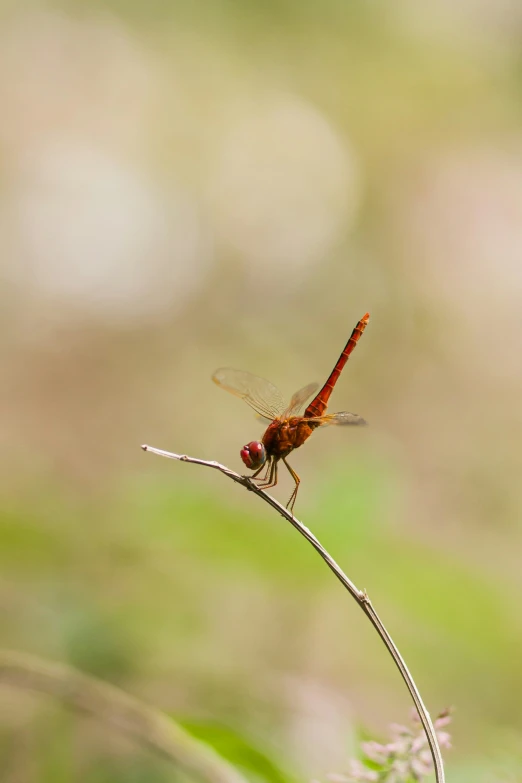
[326,709,452,783]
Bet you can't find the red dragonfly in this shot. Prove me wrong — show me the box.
[212,313,370,512]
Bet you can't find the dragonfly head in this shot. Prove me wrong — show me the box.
[240,441,266,470]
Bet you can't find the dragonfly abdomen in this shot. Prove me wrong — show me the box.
[304,313,369,419]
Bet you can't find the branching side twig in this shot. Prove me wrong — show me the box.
[0,649,248,783]
[141,445,445,783]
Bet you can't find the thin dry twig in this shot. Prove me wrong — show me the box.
[142,444,446,783]
[0,649,248,783]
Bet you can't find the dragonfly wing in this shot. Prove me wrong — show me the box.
[283,382,319,417]
[307,411,368,427]
[212,368,285,420]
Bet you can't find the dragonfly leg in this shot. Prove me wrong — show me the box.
[282,457,300,514]
[257,459,279,491]
[251,461,271,483]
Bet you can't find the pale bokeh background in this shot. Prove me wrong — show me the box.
[1,1,522,780]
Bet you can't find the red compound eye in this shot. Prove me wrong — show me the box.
[240,441,266,470]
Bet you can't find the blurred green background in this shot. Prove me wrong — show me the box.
[1,0,522,780]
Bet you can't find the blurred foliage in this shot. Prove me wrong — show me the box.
[181,721,294,783]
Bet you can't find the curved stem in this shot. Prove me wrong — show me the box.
[0,649,248,783]
[142,444,445,783]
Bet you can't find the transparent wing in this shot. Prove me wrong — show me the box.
[307,411,368,427]
[212,368,285,420]
[283,382,319,417]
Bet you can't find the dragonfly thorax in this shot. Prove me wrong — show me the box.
[240,441,266,470]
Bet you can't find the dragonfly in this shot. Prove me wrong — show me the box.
[212,313,370,513]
